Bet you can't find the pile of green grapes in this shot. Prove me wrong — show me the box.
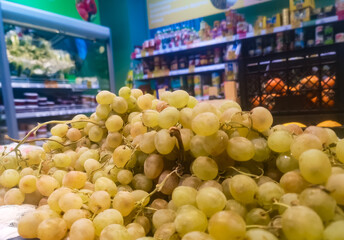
[1,87,344,240]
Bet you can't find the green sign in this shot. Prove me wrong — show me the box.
[5,0,100,24]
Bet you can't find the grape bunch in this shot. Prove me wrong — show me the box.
[1,87,344,240]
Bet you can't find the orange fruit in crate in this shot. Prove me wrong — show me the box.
[300,75,319,89]
[311,96,319,104]
[321,76,336,89]
[265,78,286,93]
[317,120,341,128]
[322,89,335,107]
[251,96,260,107]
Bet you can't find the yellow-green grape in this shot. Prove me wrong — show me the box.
[128,112,140,122]
[224,200,247,218]
[126,95,137,110]
[134,216,151,235]
[192,112,219,136]
[19,175,37,193]
[112,191,135,217]
[93,209,124,236]
[281,206,323,240]
[158,106,180,129]
[304,126,329,145]
[180,128,194,151]
[196,187,226,217]
[112,96,128,114]
[92,171,108,183]
[168,90,189,108]
[75,149,100,171]
[48,187,72,213]
[276,153,299,173]
[174,205,208,236]
[323,220,344,240]
[88,191,111,214]
[95,177,117,197]
[137,94,153,110]
[62,171,87,189]
[192,102,217,117]
[267,130,293,153]
[105,132,122,149]
[46,136,64,150]
[299,188,336,222]
[52,170,67,185]
[279,170,309,193]
[140,131,157,154]
[119,86,131,99]
[131,189,150,206]
[18,211,47,239]
[336,139,344,164]
[58,192,83,212]
[180,107,193,129]
[220,100,241,112]
[187,96,198,108]
[257,182,284,209]
[250,106,273,132]
[191,156,218,180]
[84,158,102,175]
[126,223,146,240]
[0,169,20,188]
[220,108,241,124]
[182,231,215,240]
[154,222,178,240]
[160,91,172,102]
[37,218,67,240]
[132,173,153,192]
[331,166,344,175]
[117,169,133,185]
[142,110,159,128]
[131,88,143,99]
[69,218,95,240]
[172,186,197,208]
[96,90,115,104]
[88,125,104,142]
[130,113,142,123]
[229,174,258,204]
[144,153,164,179]
[226,137,255,161]
[113,145,132,168]
[105,115,123,132]
[4,188,25,204]
[1,155,18,169]
[203,130,228,156]
[154,129,176,155]
[52,153,71,168]
[208,210,246,240]
[278,193,299,214]
[152,209,176,229]
[96,104,111,119]
[326,174,344,205]
[245,208,270,225]
[99,224,131,240]
[290,133,322,159]
[26,149,45,165]
[324,128,338,147]
[130,121,147,138]
[66,128,82,141]
[51,123,69,137]
[63,209,88,229]
[71,114,88,129]
[251,138,270,162]
[36,175,60,197]
[299,149,331,184]
[245,229,278,240]
[190,135,208,157]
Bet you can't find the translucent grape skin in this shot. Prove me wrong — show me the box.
[250,106,273,132]
[290,133,322,159]
[226,137,255,162]
[172,186,198,208]
[229,174,258,204]
[192,112,220,136]
[196,187,227,217]
[323,220,344,240]
[93,209,123,236]
[325,173,344,205]
[154,129,176,155]
[267,130,293,153]
[144,153,164,179]
[174,205,208,236]
[191,156,218,180]
[37,218,67,240]
[69,218,95,240]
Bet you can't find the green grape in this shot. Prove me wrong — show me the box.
[304,126,329,145]
[250,106,273,132]
[199,180,223,191]
[88,125,104,142]
[137,94,153,110]
[181,176,202,189]
[126,95,137,110]
[325,173,344,205]
[118,86,131,99]
[172,186,197,208]
[95,177,117,197]
[26,149,45,166]
[105,132,122,149]
[99,224,131,240]
[144,153,164,179]
[180,128,194,151]
[278,193,299,214]
[113,145,132,168]
[224,200,247,218]
[58,192,83,212]
[126,223,145,240]
[112,191,135,216]
[281,206,323,240]
[84,158,101,175]
[299,149,331,184]
[88,191,111,214]
[203,130,228,156]
[142,109,159,127]
[192,102,217,117]
[132,173,153,192]
[18,211,49,238]
[62,171,87,189]
[96,90,115,104]
[130,121,147,138]
[276,153,299,173]
[46,136,64,150]
[245,208,270,225]
[112,96,128,114]
[36,175,60,196]
[93,209,123,236]
[131,88,143,99]
[154,129,176,155]
[196,187,227,217]
[280,170,309,193]
[116,169,133,185]
[19,175,37,193]
[220,108,241,124]
[190,135,208,157]
[158,170,179,195]
[131,189,150,206]
[160,91,172,102]
[251,138,271,162]
[299,188,336,222]
[226,137,255,161]
[191,156,218,180]
[37,218,67,240]
[182,231,215,240]
[69,218,95,240]
[52,153,71,168]
[220,100,241,112]
[323,220,344,240]
[105,115,123,132]
[62,209,88,229]
[290,133,322,160]
[208,210,246,240]
[96,104,111,119]
[66,128,82,141]
[332,166,344,175]
[192,112,219,136]
[267,130,293,153]
[180,107,193,129]
[229,174,258,204]
[174,205,208,236]
[152,209,177,229]
[336,139,344,164]
[257,182,284,209]
[51,124,69,137]
[158,106,180,129]
[4,188,25,205]
[0,169,20,188]
[154,222,177,240]
[245,229,278,240]
[187,96,198,108]
[0,155,17,169]
[324,128,338,146]
[140,131,157,154]
[168,90,189,108]
[71,114,88,129]
[47,187,72,213]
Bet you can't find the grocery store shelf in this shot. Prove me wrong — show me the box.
[133,15,339,59]
[135,63,227,81]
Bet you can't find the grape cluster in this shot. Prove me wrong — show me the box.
[1,87,344,240]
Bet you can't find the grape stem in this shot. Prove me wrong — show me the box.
[246,225,270,229]
[169,127,184,175]
[273,199,290,209]
[226,166,264,179]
